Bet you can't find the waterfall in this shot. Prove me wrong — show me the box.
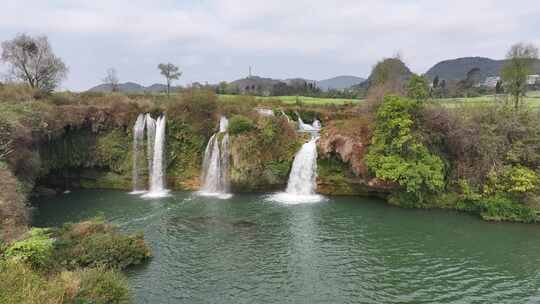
[143,115,169,198]
[128,113,169,198]
[270,135,324,204]
[199,116,231,199]
[130,114,146,194]
[145,114,156,178]
[296,114,320,132]
[219,116,228,133]
[312,119,322,129]
[285,137,319,195]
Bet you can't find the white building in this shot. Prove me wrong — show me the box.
[482,76,500,88]
[527,75,540,85]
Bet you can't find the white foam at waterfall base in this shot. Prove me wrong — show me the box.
[269,136,325,204]
[143,115,170,198]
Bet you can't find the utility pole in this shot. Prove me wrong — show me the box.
[249,65,252,78]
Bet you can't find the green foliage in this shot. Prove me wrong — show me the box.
[0,260,65,304]
[501,43,539,109]
[485,165,539,195]
[366,95,445,204]
[454,179,536,222]
[55,219,151,270]
[94,129,131,173]
[264,160,292,180]
[0,259,130,304]
[228,115,255,135]
[370,57,411,87]
[407,74,429,103]
[75,267,130,304]
[477,196,536,222]
[4,228,55,270]
[229,115,300,191]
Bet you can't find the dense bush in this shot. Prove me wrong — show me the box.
[75,267,131,304]
[365,95,445,204]
[0,260,131,304]
[0,163,29,242]
[55,219,151,270]
[228,115,255,135]
[4,228,55,270]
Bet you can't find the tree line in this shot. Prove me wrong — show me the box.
[1,33,538,108]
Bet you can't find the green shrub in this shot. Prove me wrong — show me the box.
[365,95,445,203]
[0,260,67,304]
[0,260,131,304]
[4,228,55,270]
[478,196,536,222]
[228,115,255,135]
[75,267,130,304]
[55,219,151,270]
[484,165,539,195]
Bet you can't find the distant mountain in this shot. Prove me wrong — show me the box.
[317,76,365,91]
[425,57,540,81]
[87,82,171,93]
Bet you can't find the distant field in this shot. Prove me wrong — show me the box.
[218,91,540,108]
[437,92,540,109]
[218,94,363,105]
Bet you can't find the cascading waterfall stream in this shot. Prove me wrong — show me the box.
[271,112,324,203]
[199,116,232,199]
[129,113,169,198]
[145,114,156,179]
[130,114,146,194]
[285,136,319,195]
[270,135,323,204]
[143,115,169,198]
[296,113,321,132]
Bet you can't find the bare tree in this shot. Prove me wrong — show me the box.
[1,33,68,92]
[158,63,182,97]
[102,68,119,92]
[501,42,539,110]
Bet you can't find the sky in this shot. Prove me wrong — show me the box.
[1,0,539,91]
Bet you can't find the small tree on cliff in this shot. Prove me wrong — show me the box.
[1,33,68,92]
[501,42,538,110]
[102,68,119,92]
[158,63,182,97]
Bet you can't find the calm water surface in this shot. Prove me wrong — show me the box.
[33,190,540,304]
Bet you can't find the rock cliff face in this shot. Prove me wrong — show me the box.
[317,118,396,196]
[229,116,302,192]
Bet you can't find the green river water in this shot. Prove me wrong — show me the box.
[33,190,540,303]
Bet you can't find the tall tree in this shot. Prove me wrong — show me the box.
[158,63,182,97]
[407,74,429,103]
[1,33,68,92]
[501,42,539,110]
[102,68,119,92]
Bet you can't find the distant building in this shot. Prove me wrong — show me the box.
[527,75,540,85]
[482,76,500,88]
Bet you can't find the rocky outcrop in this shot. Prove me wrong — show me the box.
[319,133,368,177]
[316,118,396,196]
